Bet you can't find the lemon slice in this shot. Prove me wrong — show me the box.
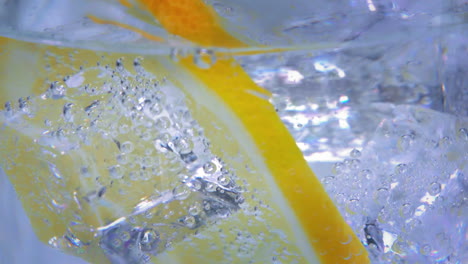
[157,56,371,264]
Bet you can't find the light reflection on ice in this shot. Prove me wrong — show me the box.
[414,204,426,217]
[251,67,304,85]
[278,68,304,84]
[313,60,346,78]
[366,0,377,12]
[382,230,397,253]
[335,107,351,129]
[295,142,310,152]
[339,95,349,104]
[305,151,343,162]
[419,193,437,205]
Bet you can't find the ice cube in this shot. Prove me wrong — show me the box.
[326,104,467,263]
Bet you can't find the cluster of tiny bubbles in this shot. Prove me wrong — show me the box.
[322,105,467,263]
[193,48,217,69]
[168,47,217,70]
[2,96,36,121]
[99,224,160,263]
[0,53,256,263]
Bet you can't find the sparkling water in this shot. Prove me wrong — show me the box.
[1,0,467,263]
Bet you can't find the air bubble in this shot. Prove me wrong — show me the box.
[373,187,389,204]
[205,182,217,192]
[189,179,202,190]
[111,238,122,248]
[174,137,193,154]
[189,203,202,216]
[139,229,159,252]
[48,237,60,248]
[184,215,196,228]
[438,136,452,147]
[398,134,413,151]
[18,97,30,113]
[420,244,431,256]
[48,162,62,179]
[170,48,179,62]
[348,159,361,170]
[84,100,100,114]
[156,116,171,129]
[400,203,414,218]
[428,182,441,195]
[350,148,361,158]
[119,231,130,242]
[115,58,124,71]
[62,103,74,122]
[173,184,191,200]
[180,151,197,163]
[141,254,151,263]
[424,139,438,149]
[395,164,408,174]
[80,167,90,178]
[108,165,123,179]
[154,135,170,152]
[347,198,360,213]
[406,218,422,230]
[458,128,468,141]
[193,49,216,69]
[47,81,66,99]
[165,241,173,250]
[149,102,162,116]
[120,141,134,154]
[139,156,156,168]
[359,169,374,180]
[235,194,245,204]
[119,124,129,134]
[179,174,190,182]
[203,162,217,174]
[43,119,52,127]
[133,57,142,68]
[116,154,128,165]
[391,239,409,255]
[4,101,13,117]
[322,175,335,185]
[332,162,345,175]
[217,175,230,186]
[129,171,139,181]
[144,210,154,219]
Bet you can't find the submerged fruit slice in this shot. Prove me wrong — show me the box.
[135,0,250,48]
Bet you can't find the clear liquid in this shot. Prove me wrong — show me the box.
[1,0,467,263]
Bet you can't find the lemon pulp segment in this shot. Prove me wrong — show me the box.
[136,0,248,48]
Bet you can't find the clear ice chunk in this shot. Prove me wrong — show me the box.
[325,104,467,263]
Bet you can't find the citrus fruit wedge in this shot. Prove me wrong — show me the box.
[0,0,369,263]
